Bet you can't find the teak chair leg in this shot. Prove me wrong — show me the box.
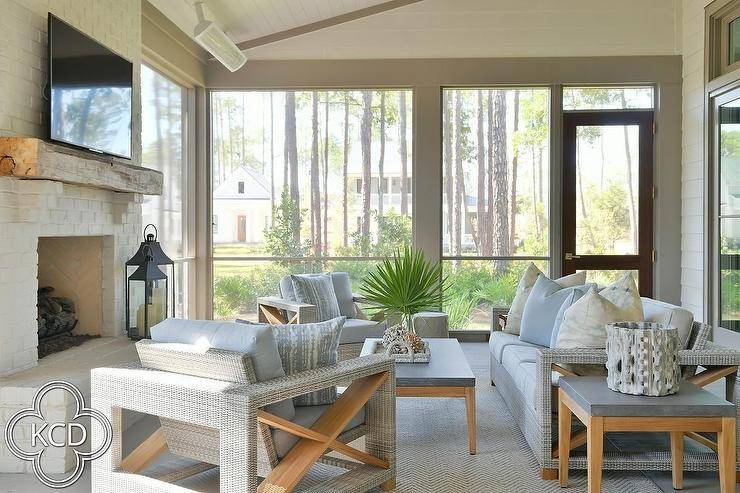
[120,428,167,473]
[258,371,390,493]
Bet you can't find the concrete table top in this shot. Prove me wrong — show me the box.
[360,338,475,387]
[559,376,735,417]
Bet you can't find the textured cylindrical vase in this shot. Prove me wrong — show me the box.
[605,322,681,396]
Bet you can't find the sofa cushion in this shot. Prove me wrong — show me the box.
[272,317,344,406]
[505,263,586,335]
[279,273,357,319]
[549,286,591,348]
[642,297,694,348]
[599,273,643,321]
[290,274,342,322]
[150,318,295,421]
[519,275,595,347]
[272,404,365,458]
[489,331,540,363]
[339,318,385,344]
[501,345,540,370]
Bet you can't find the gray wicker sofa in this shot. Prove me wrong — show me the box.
[489,296,740,478]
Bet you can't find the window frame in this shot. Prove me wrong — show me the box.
[140,63,198,319]
[207,87,415,320]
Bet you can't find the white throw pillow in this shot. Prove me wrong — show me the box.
[504,263,586,335]
[555,274,644,350]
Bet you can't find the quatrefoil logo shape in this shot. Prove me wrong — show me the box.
[4,381,112,489]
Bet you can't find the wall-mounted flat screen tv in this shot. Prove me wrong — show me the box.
[48,13,132,159]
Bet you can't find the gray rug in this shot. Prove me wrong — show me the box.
[164,366,661,493]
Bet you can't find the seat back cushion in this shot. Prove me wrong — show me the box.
[505,262,586,335]
[519,275,595,347]
[641,297,695,348]
[271,316,345,406]
[330,272,357,319]
[290,274,342,322]
[149,318,295,420]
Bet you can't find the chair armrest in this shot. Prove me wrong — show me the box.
[678,345,740,367]
[245,354,395,408]
[257,296,317,324]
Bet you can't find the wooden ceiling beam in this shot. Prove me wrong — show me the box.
[234,0,424,51]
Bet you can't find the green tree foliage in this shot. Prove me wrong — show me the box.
[577,183,630,254]
[264,190,312,262]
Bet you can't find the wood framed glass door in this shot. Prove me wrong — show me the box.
[562,110,654,295]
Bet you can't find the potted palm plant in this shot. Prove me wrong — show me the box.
[360,246,447,361]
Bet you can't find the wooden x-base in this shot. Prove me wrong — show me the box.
[120,371,393,493]
[257,371,392,493]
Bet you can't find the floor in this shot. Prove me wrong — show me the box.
[0,342,728,493]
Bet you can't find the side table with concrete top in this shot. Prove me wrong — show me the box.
[557,376,736,493]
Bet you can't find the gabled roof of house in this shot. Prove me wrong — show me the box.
[213,165,271,200]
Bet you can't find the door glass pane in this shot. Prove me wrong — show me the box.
[563,87,654,110]
[577,269,639,288]
[730,17,740,65]
[720,218,740,331]
[575,125,639,255]
[720,105,740,216]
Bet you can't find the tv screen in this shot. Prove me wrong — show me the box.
[48,14,132,159]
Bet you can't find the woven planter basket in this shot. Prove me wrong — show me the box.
[605,321,681,396]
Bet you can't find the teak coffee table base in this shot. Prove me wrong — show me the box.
[396,386,476,455]
[558,388,737,493]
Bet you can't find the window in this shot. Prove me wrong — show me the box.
[211,89,413,321]
[141,65,193,318]
[717,99,740,331]
[238,181,245,194]
[562,86,654,110]
[441,88,550,330]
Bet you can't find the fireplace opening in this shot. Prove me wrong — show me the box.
[37,236,103,358]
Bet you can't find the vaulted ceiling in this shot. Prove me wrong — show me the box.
[149,0,681,61]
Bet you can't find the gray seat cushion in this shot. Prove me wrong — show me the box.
[279,273,357,319]
[641,297,694,348]
[150,318,295,421]
[488,331,540,363]
[500,345,560,414]
[272,404,365,458]
[339,318,385,344]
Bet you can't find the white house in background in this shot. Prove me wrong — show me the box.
[213,166,271,245]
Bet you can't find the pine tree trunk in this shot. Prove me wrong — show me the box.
[532,147,540,235]
[311,92,322,255]
[485,90,495,256]
[443,93,454,251]
[378,92,386,217]
[453,91,464,257]
[619,90,638,253]
[361,91,373,238]
[285,92,300,243]
[343,94,350,247]
[399,92,409,215]
[475,90,485,253]
[491,90,509,271]
[323,94,329,253]
[509,90,519,254]
[283,93,289,192]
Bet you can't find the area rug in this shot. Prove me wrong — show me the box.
[166,364,662,493]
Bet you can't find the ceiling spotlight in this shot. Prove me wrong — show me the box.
[193,2,247,72]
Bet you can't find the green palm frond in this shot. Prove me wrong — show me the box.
[360,246,447,327]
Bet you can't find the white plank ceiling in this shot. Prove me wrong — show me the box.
[150,0,391,44]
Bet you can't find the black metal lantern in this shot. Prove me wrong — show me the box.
[125,224,175,339]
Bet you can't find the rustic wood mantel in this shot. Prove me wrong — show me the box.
[0,137,163,195]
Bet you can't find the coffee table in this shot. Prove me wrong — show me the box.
[558,376,737,493]
[360,338,477,454]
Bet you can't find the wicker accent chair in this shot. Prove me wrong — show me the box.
[490,300,740,480]
[91,340,396,493]
[257,273,386,360]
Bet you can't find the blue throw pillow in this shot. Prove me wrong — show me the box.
[549,286,592,348]
[519,275,594,347]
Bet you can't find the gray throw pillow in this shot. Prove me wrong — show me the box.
[290,274,342,322]
[271,317,345,406]
[549,286,591,348]
[150,318,295,421]
[519,275,595,347]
